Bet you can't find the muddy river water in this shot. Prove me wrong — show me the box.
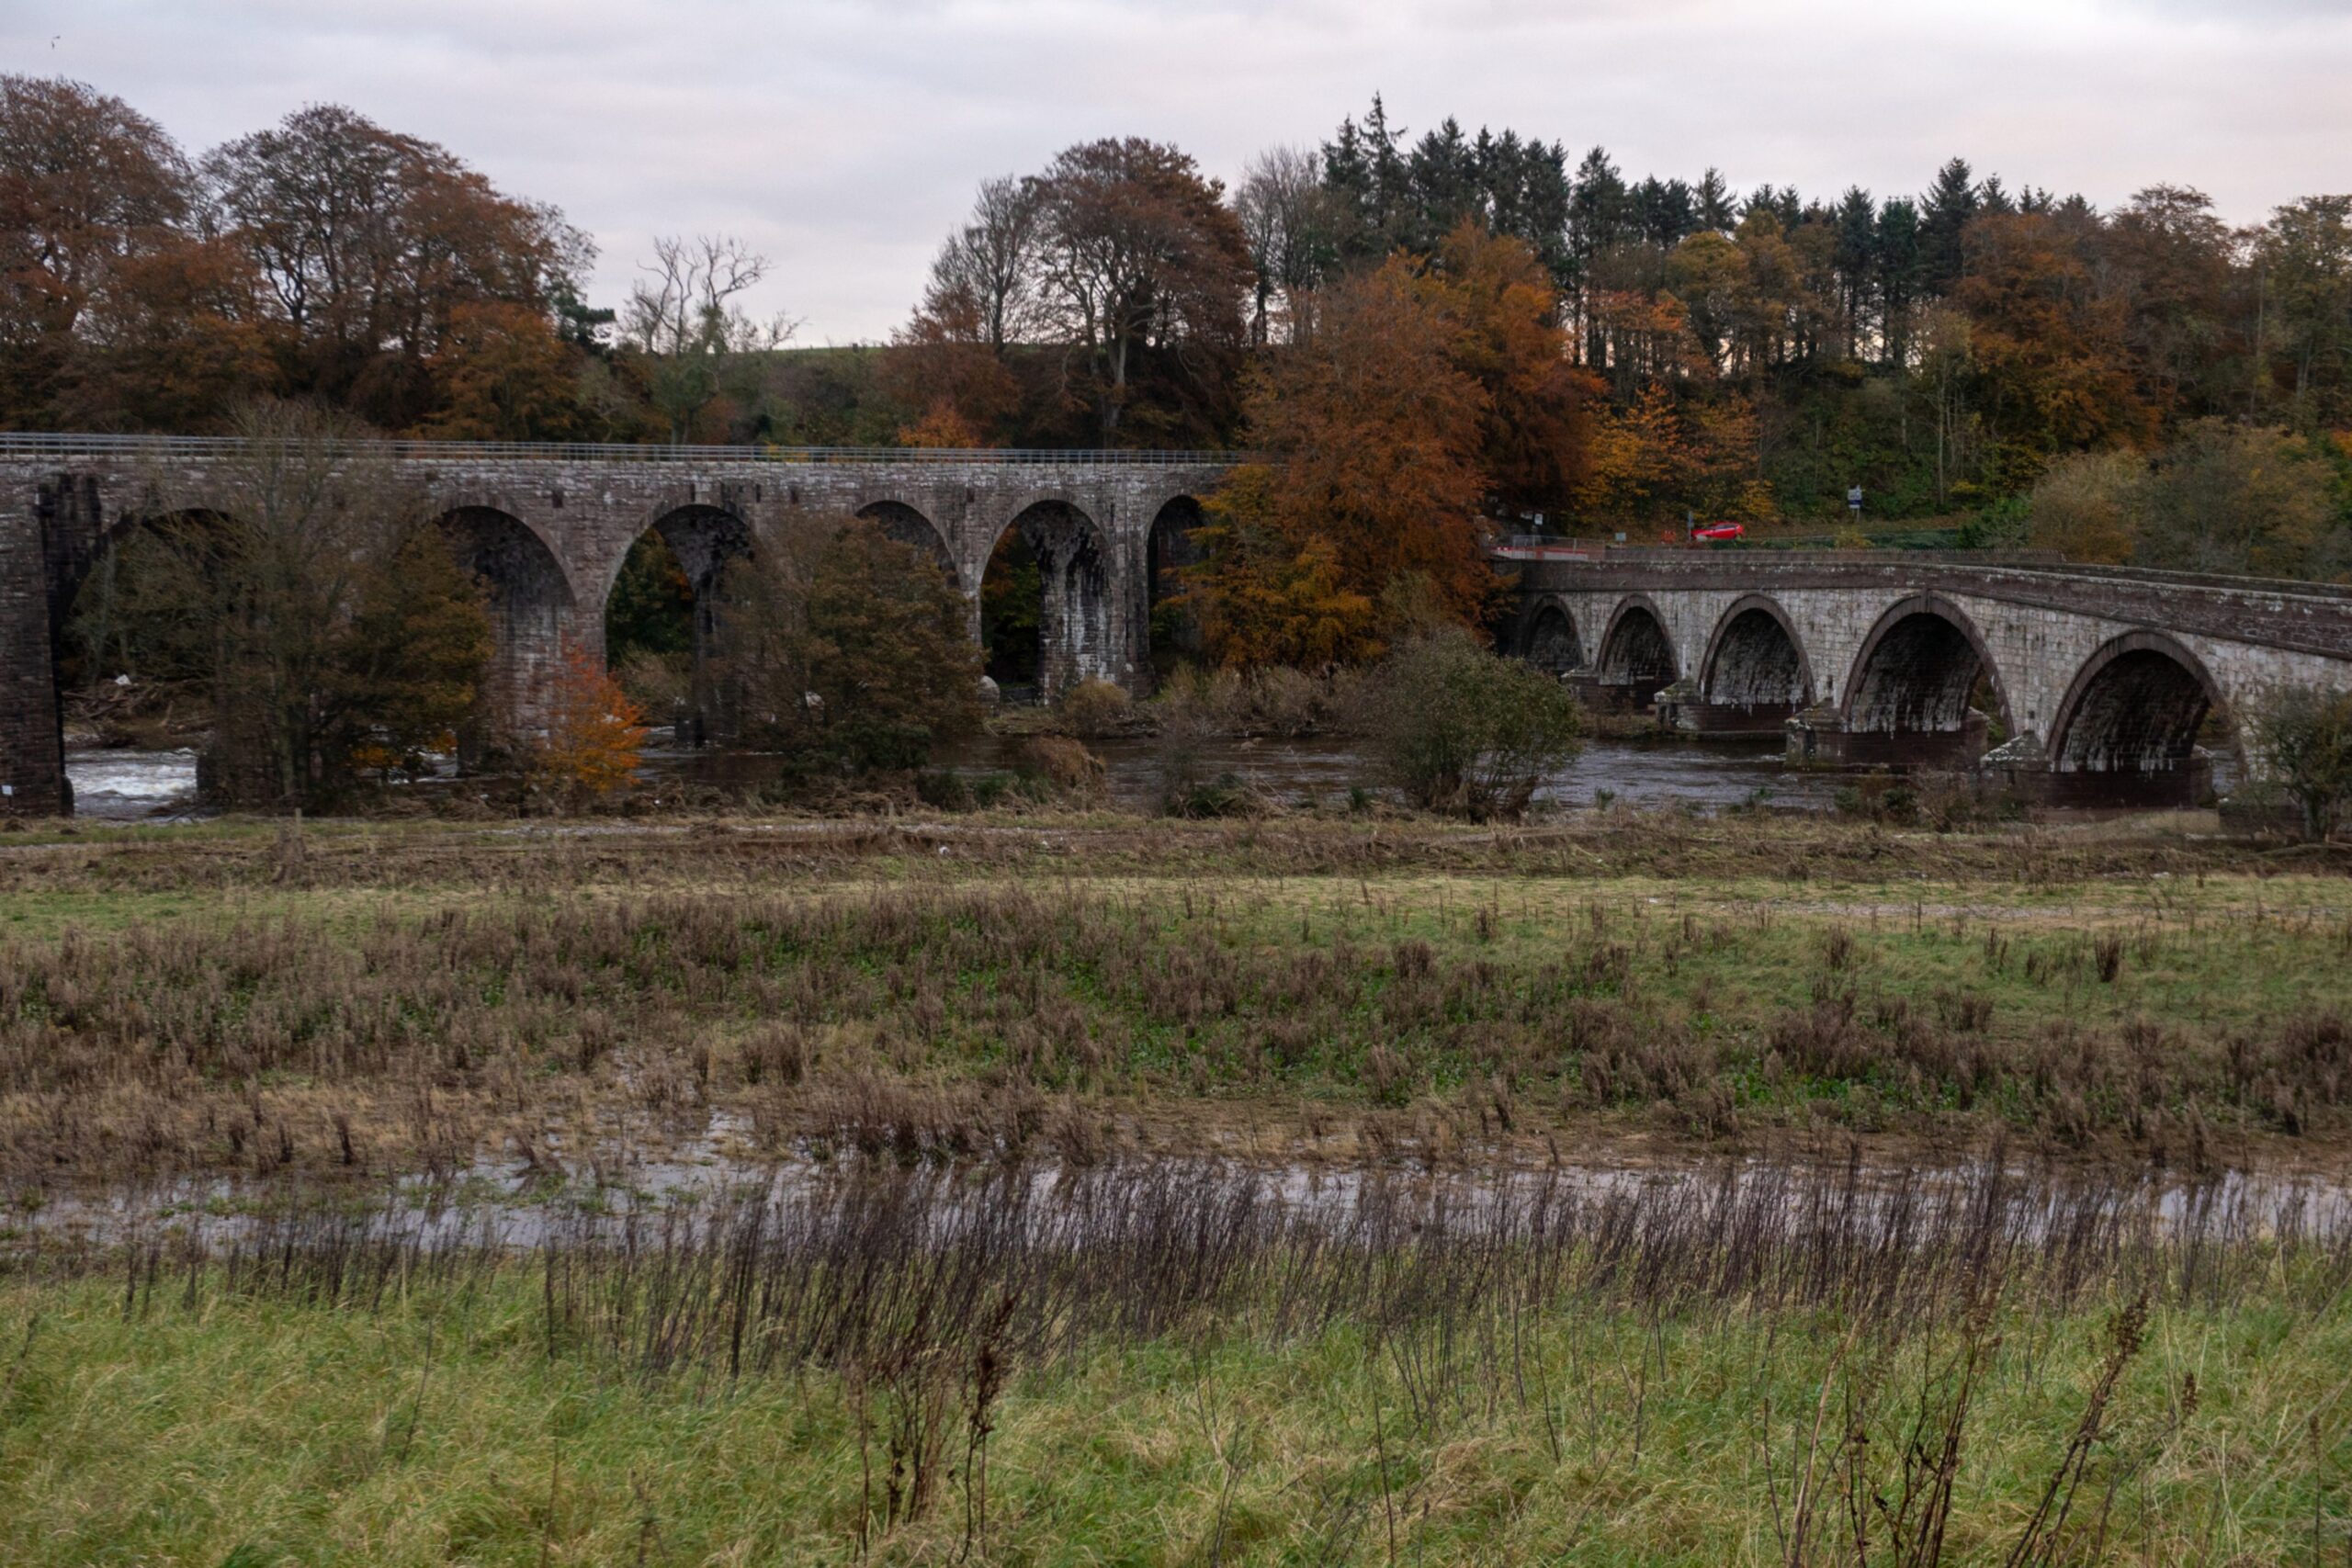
[64,735,1877,821]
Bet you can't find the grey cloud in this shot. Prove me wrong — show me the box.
[8,0,2350,341]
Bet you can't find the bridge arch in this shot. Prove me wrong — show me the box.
[55,507,240,701]
[1146,494,1206,675]
[1698,594,1813,710]
[854,500,955,578]
[1521,600,1583,675]
[437,506,576,750]
[602,502,754,745]
[1841,595,2013,740]
[982,499,1112,701]
[2048,630,2232,775]
[1594,595,1679,704]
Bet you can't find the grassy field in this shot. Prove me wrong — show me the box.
[6,1160,2350,1564]
[3,805,2350,1562]
[2,808,2348,1185]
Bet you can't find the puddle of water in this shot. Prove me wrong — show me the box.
[13,1129,2346,1255]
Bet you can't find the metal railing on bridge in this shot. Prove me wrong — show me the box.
[0,432,1250,467]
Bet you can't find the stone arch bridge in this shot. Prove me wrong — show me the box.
[1507,547,2352,802]
[8,434,2351,817]
[0,434,1229,815]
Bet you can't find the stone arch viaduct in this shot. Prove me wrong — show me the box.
[0,435,1227,815]
[6,434,2352,815]
[1508,547,2352,800]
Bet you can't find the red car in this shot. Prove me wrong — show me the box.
[1688,521,1746,543]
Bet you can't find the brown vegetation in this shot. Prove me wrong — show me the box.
[2,833,2347,1189]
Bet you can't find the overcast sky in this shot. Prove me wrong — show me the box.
[12,0,2351,342]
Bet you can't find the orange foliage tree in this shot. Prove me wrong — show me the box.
[533,640,648,799]
[1184,251,1495,665]
[1429,223,1600,523]
[1955,212,2153,487]
[420,299,582,440]
[886,288,1018,446]
[1577,380,1775,528]
[1178,466,1378,668]
[1182,226,1601,667]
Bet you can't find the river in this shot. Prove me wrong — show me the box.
[65,734,1860,822]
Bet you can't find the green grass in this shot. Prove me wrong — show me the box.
[2,1263,2346,1563]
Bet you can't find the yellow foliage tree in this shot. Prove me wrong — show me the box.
[1179,465,1379,668]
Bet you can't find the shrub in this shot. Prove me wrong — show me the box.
[2027,449,2143,564]
[1243,664,1321,737]
[1013,735,1104,797]
[1053,679,1133,738]
[2251,683,2352,841]
[1362,627,1583,818]
[1148,665,1335,739]
[530,641,649,800]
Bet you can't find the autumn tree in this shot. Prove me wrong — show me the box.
[1575,380,1770,527]
[1177,466,1378,669]
[1182,227,1608,665]
[2130,419,2342,579]
[200,104,590,431]
[713,518,983,773]
[1426,223,1597,518]
[421,299,584,439]
[54,231,276,430]
[1577,379,1687,523]
[534,641,648,800]
[1033,138,1253,443]
[1185,250,1496,662]
[0,74,207,423]
[2026,449,2143,564]
[97,401,491,807]
[1954,212,2150,488]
